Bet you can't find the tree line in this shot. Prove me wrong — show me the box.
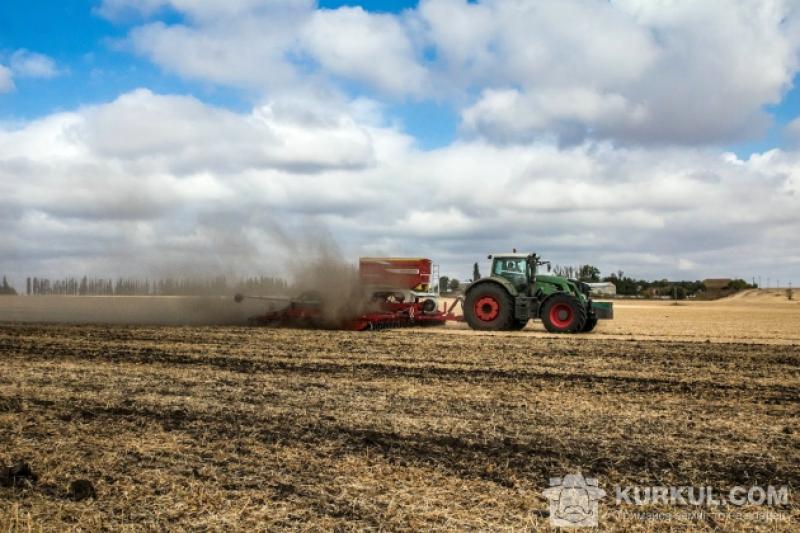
[19,275,288,297]
[554,265,754,298]
[434,262,756,299]
[0,276,16,295]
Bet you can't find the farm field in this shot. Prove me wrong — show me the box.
[0,290,798,530]
[441,289,800,345]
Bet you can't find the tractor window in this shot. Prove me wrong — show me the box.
[493,258,528,288]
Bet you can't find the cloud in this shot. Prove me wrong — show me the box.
[97,0,306,22]
[783,116,800,146]
[103,0,800,147]
[2,89,800,284]
[4,1,800,285]
[127,15,305,91]
[461,88,648,146]
[9,50,61,79]
[0,50,61,93]
[84,88,387,174]
[430,0,800,145]
[0,65,13,93]
[303,7,428,96]
[112,0,426,97]
[95,0,169,20]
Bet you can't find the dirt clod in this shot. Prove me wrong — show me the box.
[68,479,96,501]
[0,461,38,488]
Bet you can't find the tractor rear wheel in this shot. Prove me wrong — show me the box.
[464,283,514,331]
[581,316,598,333]
[541,294,587,333]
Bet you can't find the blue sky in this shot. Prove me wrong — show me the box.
[1,0,799,285]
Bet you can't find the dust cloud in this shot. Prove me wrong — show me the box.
[286,249,371,328]
[0,222,374,327]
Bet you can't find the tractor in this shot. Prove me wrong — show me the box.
[463,252,613,332]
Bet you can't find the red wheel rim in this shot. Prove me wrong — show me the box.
[549,303,573,329]
[474,296,500,321]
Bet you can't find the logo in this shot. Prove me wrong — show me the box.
[542,472,606,527]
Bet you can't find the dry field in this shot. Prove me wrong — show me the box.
[0,290,798,530]
[442,289,800,344]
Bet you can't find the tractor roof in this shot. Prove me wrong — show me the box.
[490,253,530,259]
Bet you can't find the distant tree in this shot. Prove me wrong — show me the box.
[553,265,577,278]
[788,287,794,301]
[448,278,461,292]
[729,279,755,291]
[472,262,481,282]
[439,276,450,293]
[0,275,17,295]
[26,277,31,295]
[577,265,601,282]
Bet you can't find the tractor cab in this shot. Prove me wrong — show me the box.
[490,254,531,291]
[489,252,550,294]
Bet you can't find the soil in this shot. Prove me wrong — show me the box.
[1,304,798,530]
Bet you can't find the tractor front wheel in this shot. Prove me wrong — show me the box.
[581,316,598,333]
[541,294,587,333]
[464,284,514,331]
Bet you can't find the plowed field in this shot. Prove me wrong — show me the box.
[1,301,799,530]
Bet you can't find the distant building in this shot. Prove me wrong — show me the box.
[586,282,616,297]
[700,278,734,299]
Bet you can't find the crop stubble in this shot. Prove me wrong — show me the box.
[0,320,798,530]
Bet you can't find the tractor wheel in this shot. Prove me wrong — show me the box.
[464,284,514,331]
[541,294,587,333]
[581,316,598,333]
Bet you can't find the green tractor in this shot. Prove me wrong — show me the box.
[463,252,613,333]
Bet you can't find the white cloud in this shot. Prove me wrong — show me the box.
[98,0,308,22]
[429,0,800,145]
[102,0,800,145]
[119,0,423,95]
[0,50,61,93]
[461,88,648,145]
[417,0,658,90]
[303,7,427,96]
[127,12,306,91]
[9,50,61,79]
[77,88,384,174]
[4,1,800,284]
[0,65,13,93]
[678,258,697,271]
[95,0,169,20]
[2,89,800,283]
[784,116,800,146]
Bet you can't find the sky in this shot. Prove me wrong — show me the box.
[1,0,800,287]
